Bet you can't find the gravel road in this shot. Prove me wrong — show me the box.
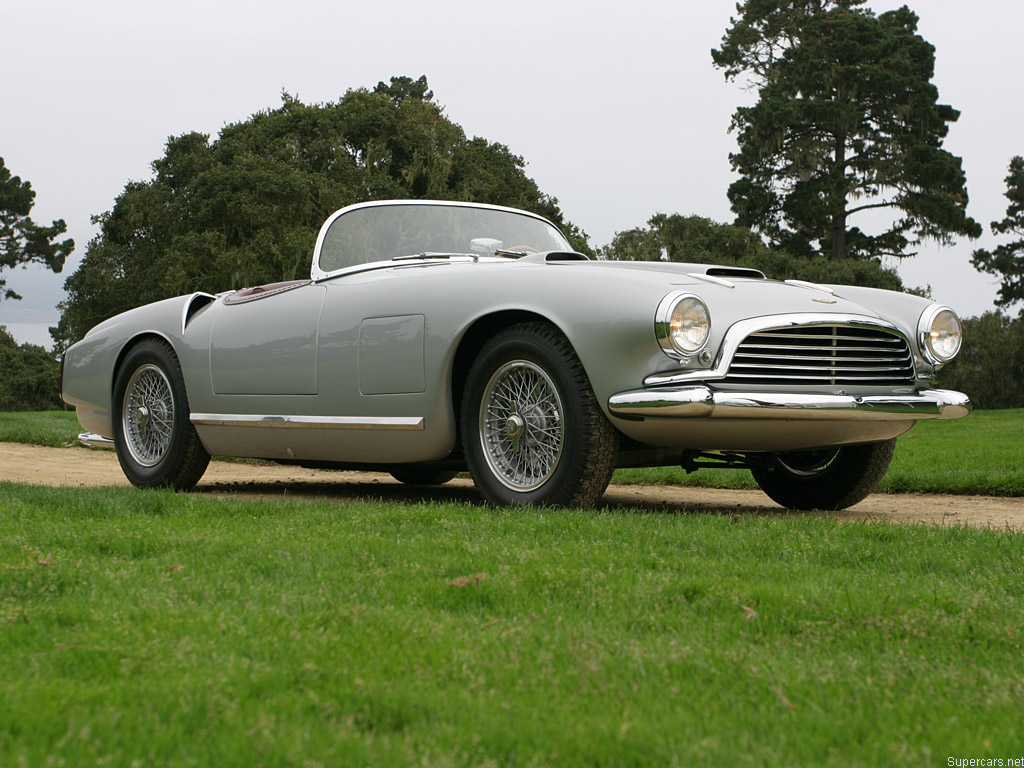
[3,442,1022,530]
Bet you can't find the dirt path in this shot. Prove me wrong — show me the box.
[2,442,1022,530]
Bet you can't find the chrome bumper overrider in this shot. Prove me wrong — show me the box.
[608,387,971,421]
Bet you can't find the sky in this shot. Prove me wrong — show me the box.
[3,0,1022,349]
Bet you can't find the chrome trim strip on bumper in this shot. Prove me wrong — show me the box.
[189,414,424,431]
[79,432,116,448]
[609,387,971,421]
[646,313,914,387]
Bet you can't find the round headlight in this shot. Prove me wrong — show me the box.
[657,293,711,357]
[919,305,962,364]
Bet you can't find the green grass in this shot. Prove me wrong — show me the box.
[0,410,80,447]
[3,408,1022,495]
[881,410,1024,495]
[2,483,1022,766]
[614,408,1024,496]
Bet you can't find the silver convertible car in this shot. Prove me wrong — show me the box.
[61,200,970,510]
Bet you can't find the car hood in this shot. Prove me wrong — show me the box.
[565,259,887,317]
[547,259,934,357]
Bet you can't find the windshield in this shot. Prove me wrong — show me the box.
[316,203,571,274]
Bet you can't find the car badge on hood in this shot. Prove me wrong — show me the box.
[812,296,837,304]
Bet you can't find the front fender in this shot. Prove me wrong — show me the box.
[61,293,215,438]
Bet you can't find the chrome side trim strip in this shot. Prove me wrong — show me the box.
[609,387,971,422]
[79,432,116,449]
[645,313,909,387]
[189,414,424,431]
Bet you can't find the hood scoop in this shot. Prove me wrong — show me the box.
[516,250,590,263]
[705,266,765,279]
[681,265,766,288]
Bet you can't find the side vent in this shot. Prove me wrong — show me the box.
[182,292,216,333]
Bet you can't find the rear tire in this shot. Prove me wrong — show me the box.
[461,322,618,507]
[751,440,895,510]
[113,338,210,490]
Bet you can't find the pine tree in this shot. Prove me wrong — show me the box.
[0,157,73,301]
[971,156,1024,314]
[712,1,980,261]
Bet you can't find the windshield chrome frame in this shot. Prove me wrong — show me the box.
[310,199,568,282]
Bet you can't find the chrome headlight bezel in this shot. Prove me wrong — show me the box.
[656,292,711,359]
[917,304,962,366]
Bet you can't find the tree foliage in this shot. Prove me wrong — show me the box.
[55,76,588,348]
[971,156,1024,315]
[0,326,61,411]
[712,1,980,262]
[0,157,74,302]
[937,312,1024,409]
[598,212,903,290]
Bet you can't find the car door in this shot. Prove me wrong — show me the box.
[312,266,456,464]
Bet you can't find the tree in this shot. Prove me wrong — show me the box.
[0,157,74,301]
[971,156,1024,315]
[599,212,903,290]
[712,1,980,262]
[0,326,62,411]
[936,312,1024,409]
[54,77,588,348]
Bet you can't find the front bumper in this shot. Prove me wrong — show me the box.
[79,432,115,448]
[608,387,971,422]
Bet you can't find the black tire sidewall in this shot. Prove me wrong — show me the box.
[462,327,593,506]
[113,341,195,488]
[751,440,895,511]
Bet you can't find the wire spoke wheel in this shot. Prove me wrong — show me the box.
[479,359,565,492]
[113,339,210,490]
[122,363,175,467]
[463,322,617,507]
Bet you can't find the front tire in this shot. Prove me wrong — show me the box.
[461,322,618,507]
[113,338,210,490]
[751,440,896,510]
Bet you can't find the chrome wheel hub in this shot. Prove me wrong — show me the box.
[505,412,525,452]
[479,360,564,492]
[122,364,174,467]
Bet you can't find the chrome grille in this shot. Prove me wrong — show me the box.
[723,324,915,386]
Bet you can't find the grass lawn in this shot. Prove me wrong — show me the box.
[2,482,1023,767]
[3,408,1023,496]
[0,410,82,448]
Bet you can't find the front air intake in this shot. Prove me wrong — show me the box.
[722,324,915,386]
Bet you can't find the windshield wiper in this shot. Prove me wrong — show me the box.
[494,249,532,258]
[392,252,480,262]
